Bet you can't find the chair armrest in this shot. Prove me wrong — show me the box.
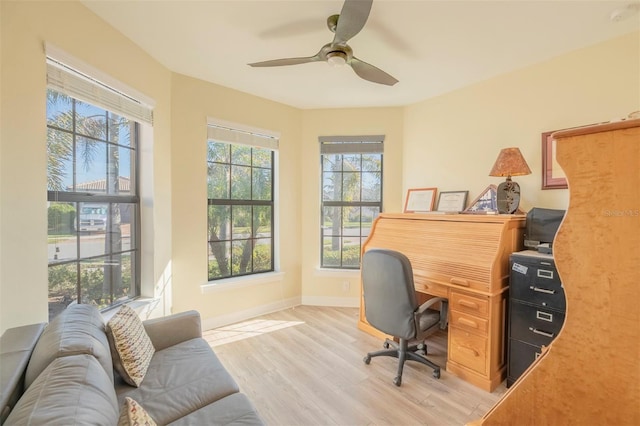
[416,297,448,329]
[142,310,202,351]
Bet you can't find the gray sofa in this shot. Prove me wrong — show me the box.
[0,304,264,425]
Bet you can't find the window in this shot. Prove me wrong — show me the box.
[207,122,278,280]
[320,135,384,268]
[46,55,151,320]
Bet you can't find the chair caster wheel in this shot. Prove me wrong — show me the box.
[393,376,402,386]
[433,369,441,379]
[363,355,371,365]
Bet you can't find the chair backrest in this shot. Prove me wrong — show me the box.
[362,249,419,340]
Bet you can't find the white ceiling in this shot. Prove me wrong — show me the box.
[82,0,640,110]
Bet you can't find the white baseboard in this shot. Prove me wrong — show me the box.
[301,296,359,308]
[201,296,301,331]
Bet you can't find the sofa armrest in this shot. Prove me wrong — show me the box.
[142,310,202,351]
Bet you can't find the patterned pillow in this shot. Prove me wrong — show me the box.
[118,397,157,426]
[106,305,155,387]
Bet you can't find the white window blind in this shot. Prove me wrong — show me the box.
[319,135,384,154]
[46,58,154,125]
[207,119,279,151]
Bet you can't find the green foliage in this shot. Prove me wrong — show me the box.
[322,245,361,268]
[48,203,76,234]
[49,257,132,308]
[208,241,272,280]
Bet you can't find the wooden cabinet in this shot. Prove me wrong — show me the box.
[359,213,524,391]
[477,119,640,424]
[506,250,566,387]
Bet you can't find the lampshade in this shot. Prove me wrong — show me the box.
[489,147,532,178]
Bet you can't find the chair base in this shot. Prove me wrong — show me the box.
[363,338,441,386]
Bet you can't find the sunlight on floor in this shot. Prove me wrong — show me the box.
[203,318,304,347]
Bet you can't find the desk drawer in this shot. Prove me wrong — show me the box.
[509,302,565,347]
[450,292,489,319]
[450,311,488,335]
[449,329,487,375]
[414,279,448,298]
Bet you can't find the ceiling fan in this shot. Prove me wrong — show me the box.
[248,0,398,86]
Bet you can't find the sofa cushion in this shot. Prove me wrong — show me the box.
[0,323,46,424]
[106,305,155,387]
[116,338,240,425]
[25,304,113,389]
[118,397,157,426]
[4,354,119,426]
[168,393,264,426]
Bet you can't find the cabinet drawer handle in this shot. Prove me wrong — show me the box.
[457,345,479,357]
[457,317,479,328]
[458,299,479,310]
[450,278,470,287]
[537,269,554,279]
[530,286,555,295]
[529,327,554,338]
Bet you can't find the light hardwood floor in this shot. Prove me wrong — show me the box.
[205,306,506,426]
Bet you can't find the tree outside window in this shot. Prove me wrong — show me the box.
[47,89,140,320]
[207,138,275,280]
[320,137,383,268]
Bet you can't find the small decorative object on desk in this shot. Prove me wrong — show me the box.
[436,190,468,212]
[463,185,498,214]
[404,188,437,213]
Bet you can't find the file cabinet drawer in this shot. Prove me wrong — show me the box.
[507,339,542,386]
[510,256,565,311]
[509,302,565,347]
[450,328,487,375]
[450,291,489,319]
[450,311,488,335]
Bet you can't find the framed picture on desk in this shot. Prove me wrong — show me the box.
[436,191,468,212]
[404,188,437,213]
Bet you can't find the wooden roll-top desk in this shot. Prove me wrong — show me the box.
[359,213,525,391]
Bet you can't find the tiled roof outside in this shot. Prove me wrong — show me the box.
[69,176,131,192]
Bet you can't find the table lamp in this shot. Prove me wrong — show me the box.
[489,147,531,214]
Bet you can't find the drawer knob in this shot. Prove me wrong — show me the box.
[459,299,479,310]
[457,317,479,328]
[457,345,479,357]
[450,277,470,287]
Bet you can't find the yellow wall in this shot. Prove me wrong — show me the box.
[299,108,404,306]
[0,1,172,332]
[404,32,640,212]
[1,0,637,334]
[170,73,303,325]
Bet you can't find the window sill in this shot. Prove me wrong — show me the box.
[201,271,285,294]
[314,268,361,278]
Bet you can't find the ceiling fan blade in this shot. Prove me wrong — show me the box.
[349,57,398,86]
[333,0,373,45]
[248,54,321,67]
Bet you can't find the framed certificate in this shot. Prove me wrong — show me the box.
[436,191,468,212]
[404,188,437,213]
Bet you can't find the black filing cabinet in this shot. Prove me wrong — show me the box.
[507,250,566,387]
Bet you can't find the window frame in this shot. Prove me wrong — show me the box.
[47,92,141,318]
[319,136,384,269]
[206,131,277,281]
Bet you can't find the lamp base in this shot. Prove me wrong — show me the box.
[496,180,521,214]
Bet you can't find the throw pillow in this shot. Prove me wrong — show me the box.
[118,397,157,426]
[106,305,155,387]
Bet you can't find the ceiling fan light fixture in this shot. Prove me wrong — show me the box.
[327,51,347,67]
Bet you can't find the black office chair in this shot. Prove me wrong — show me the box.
[362,248,447,386]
